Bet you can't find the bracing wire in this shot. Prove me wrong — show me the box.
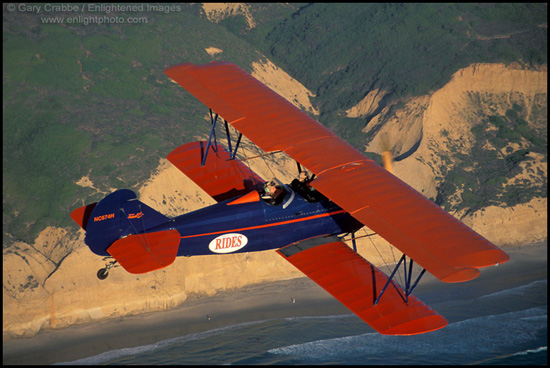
[120,206,151,252]
[364,227,404,287]
[386,232,405,287]
[366,230,392,275]
[250,136,277,181]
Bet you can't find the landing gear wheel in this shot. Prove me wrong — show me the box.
[97,268,109,280]
[97,258,118,280]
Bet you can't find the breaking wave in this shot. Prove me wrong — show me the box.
[478,279,547,299]
[54,320,267,365]
[54,276,547,365]
[268,307,547,363]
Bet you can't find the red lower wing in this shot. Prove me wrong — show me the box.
[277,238,448,335]
[167,141,264,202]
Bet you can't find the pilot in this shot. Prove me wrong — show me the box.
[262,181,284,205]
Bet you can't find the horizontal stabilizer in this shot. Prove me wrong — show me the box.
[107,229,180,274]
[167,141,264,202]
[277,237,448,335]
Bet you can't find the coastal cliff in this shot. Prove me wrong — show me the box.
[3,62,547,340]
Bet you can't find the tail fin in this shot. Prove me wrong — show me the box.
[71,189,171,256]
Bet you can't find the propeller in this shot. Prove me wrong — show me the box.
[381,134,394,174]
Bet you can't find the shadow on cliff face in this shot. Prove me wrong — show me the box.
[393,134,422,162]
[363,93,426,165]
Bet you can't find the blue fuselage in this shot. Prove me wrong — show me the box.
[149,186,362,257]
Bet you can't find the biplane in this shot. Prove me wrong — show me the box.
[71,61,510,336]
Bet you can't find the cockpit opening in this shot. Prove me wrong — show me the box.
[261,179,286,206]
[289,172,327,203]
[260,173,327,206]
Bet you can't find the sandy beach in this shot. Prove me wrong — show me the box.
[3,277,346,365]
[3,241,546,365]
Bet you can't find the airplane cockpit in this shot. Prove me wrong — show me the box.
[261,178,287,206]
[260,173,327,208]
[289,172,327,203]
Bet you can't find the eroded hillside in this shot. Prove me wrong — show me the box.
[362,63,546,210]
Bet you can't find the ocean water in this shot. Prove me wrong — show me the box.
[56,270,547,365]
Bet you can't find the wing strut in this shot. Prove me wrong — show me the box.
[351,231,358,252]
[231,132,242,159]
[374,254,426,306]
[202,109,219,166]
[202,108,244,166]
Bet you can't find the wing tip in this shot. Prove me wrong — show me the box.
[378,314,448,336]
[440,267,481,283]
[164,62,195,77]
[164,61,237,78]
[453,248,511,269]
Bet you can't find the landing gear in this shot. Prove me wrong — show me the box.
[97,268,109,280]
[97,258,118,280]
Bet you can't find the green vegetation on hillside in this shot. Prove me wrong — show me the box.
[3,3,547,247]
[436,102,547,215]
[257,3,546,109]
[229,3,546,144]
[3,5,263,245]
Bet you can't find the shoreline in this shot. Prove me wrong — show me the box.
[3,241,546,365]
[3,277,347,365]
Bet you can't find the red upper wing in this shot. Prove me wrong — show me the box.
[165,62,509,282]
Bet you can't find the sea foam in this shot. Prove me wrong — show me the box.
[54,320,268,365]
[268,306,547,363]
